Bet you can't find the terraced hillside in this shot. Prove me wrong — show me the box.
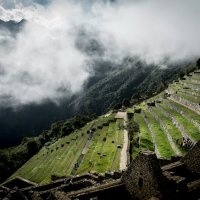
[4,70,200,185]
[6,113,126,184]
[130,70,200,159]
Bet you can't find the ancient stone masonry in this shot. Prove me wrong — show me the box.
[147,102,156,107]
[169,94,200,113]
[122,142,200,200]
[170,80,200,97]
[174,84,200,99]
[1,141,200,200]
[164,101,200,132]
[182,141,200,175]
[171,86,200,101]
[187,76,200,84]
[181,89,200,97]
[122,151,166,200]
[177,91,199,101]
[156,103,194,147]
[3,176,37,189]
[182,82,200,91]
[168,86,200,113]
[48,191,71,200]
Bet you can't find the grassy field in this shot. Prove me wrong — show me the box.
[7,122,93,184]
[77,119,124,174]
[166,99,200,124]
[134,113,154,152]
[175,92,199,104]
[129,71,199,159]
[6,114,124,184]
[151,106,187,155]
[143,109,175,158]
[159,102,200,141]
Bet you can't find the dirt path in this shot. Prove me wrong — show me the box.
[120,128,128,170]
[115,112,127,120]
[120,113,129,170]
[120,130,128,170]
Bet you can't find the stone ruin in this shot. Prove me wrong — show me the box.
[1,141,200,200]
[147,101,156,107]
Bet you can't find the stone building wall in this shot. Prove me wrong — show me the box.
[122,152,165,200]
[182,141,200,175]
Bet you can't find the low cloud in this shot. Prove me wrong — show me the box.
[0,0,200,107]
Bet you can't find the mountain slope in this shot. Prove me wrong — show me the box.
[69,60,195,115]
[0,58,195,148]
[0,19,197,148]
[5,68,199,184]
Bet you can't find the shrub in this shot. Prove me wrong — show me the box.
[122,98,130,107]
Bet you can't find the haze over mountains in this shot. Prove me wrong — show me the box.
[0,0,200,147]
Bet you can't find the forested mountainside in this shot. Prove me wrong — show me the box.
[3,68,199,185]
[0,66,200,183]
[0,57,195,148]
[0,19,197,148]
[69,60,195,115]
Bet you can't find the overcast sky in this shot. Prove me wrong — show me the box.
[0,0,200,108]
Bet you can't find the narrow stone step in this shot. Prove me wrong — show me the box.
[161,161,183,171]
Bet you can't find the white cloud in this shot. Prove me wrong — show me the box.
[0,1,90,106]
[0,0,200,107]
[93,0,200,64]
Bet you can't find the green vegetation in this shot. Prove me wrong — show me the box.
[128,69,200,159]
[151,106,187,155]
[6,115,124,184]
[127,108,134,114]
[143,110,175,158]
[175,92,199,104]
[6,121,94,184]
[167,99,200,124]
[159,102,200,141]
[0,114,96,183]
[3,67,200,186]
[77,119,124,174]
[134,113,154,152]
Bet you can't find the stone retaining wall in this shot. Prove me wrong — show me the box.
[182,141,200,175]
[170,95,200,113]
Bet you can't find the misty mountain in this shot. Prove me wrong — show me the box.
[0,58,193,147]
[69,59,193,115]
[0,19,196,148]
